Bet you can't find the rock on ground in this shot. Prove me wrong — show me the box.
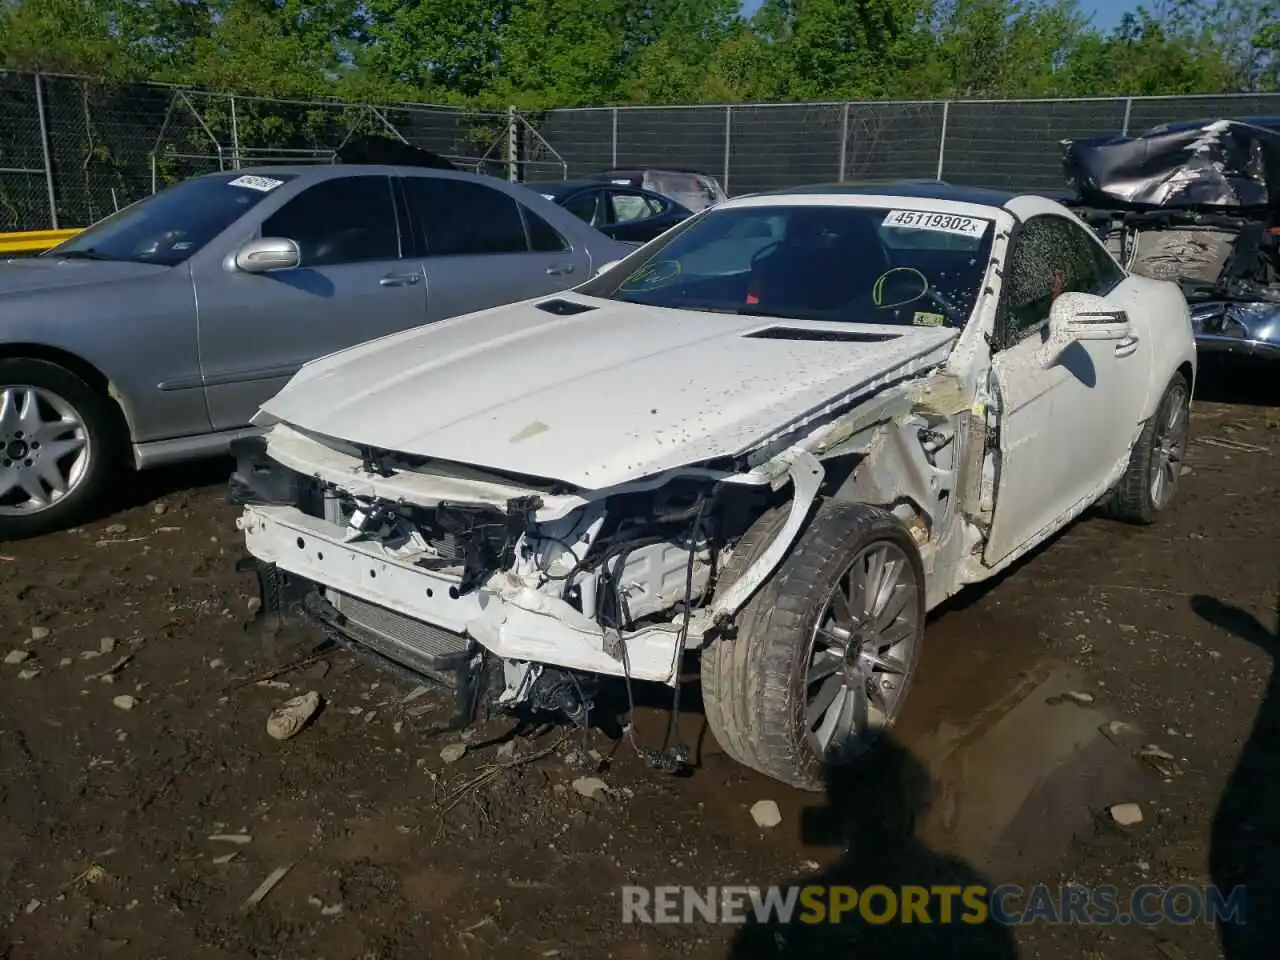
[750,800,782,829]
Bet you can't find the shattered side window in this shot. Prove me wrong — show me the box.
[1003,214,1124,341]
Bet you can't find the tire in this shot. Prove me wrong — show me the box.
[700,500,926,791]
[1099,371,1191,525]
[0,358,123,540]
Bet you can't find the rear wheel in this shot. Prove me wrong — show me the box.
[0,359,121,540]
[701,500,926,790]
[1100,371,1191,524]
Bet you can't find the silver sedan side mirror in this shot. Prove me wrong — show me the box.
[234,237,301,273]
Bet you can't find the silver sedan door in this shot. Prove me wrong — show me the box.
[193,172,427,431]
[399,173,592,320]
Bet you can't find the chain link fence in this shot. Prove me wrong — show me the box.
[534,92,1280,195]
[4,68,1280,232]
[0,71,549,232]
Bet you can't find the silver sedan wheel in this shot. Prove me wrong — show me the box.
[0,385,92,516]
[1150,380,1190,511]
[804,540,921,763]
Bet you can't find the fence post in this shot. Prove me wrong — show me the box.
[506,105,519,181]
[838,102,850,182]
[723,105,732,194]
[33,73,59,229]
[935,100,950,181]
[1121,97,1133,136]
[229,94,241,169]
[611,107,618,168]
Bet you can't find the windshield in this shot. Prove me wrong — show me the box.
[578,203,997,328]
[48,172,297,266]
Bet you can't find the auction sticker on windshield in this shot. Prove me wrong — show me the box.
[882,209,989,237]
[228,174,285,192]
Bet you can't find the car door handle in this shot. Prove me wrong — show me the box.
[546,263,576,276]
[380,273,422,287]
[1115,335,1140,357]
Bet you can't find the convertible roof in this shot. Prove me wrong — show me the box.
[768,180,1020,208]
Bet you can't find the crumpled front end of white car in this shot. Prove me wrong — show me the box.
[231,422,762,724]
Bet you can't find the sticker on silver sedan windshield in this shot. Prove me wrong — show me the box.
[882,209,990,237]
[228,174,285,192]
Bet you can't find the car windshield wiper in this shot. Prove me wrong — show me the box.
[51,248,123,262]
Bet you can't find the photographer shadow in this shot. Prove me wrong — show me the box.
[728,738,1018,958]
[1195,594,1280,960]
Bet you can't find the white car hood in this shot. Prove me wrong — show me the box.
[259,296,958,490]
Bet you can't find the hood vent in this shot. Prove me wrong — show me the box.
[536,298,597,316]
[745,326,900,343]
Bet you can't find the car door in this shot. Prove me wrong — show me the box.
[400,174,589,319]
[194,172,426,432]
[600,189,671,243]
[982,212,1141,565]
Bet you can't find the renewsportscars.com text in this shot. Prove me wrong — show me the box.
[621,883,1247,926]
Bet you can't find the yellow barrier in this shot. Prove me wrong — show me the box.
[0,228,83,255]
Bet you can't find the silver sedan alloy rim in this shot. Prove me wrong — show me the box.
[0,385,92,516]
[804,540,920,763]
[1150,383,1189,510]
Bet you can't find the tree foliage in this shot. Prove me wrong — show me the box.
[0,0,1273,105]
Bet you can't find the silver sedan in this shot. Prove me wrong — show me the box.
[0,165,632,539]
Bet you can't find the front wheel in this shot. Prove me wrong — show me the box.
[1100,371,1191,524]
[700,500,926,791]
[0,359,121,540]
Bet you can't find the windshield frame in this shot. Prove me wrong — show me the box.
[574,200,1000,330]
[46,171,298,267]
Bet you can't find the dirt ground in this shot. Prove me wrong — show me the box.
[1,363,1276,960]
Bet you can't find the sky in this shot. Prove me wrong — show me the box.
[739,0,1144,33]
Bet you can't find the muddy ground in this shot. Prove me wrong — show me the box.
[1,364,1276,960]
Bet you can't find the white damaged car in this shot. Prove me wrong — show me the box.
[232,182,1196,790]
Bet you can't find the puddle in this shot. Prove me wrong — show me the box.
[670,595,1157,878]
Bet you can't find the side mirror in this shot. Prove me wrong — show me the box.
[594,259,622,277]
[1034,292,1132,369]
[234,237,300,274]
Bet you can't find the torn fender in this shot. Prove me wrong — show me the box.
[707,449,825,621]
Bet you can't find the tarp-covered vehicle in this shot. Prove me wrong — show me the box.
[1061,117,1280,360]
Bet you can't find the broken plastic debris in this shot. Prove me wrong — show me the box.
[241,862,294,913]
[208,833,252,845]
[572,776,610,801]
[440,742,467,763]
[401,685,429,704]
[266,691,322,740]
[1137,744,1180,778]
[1046,690,1095,707]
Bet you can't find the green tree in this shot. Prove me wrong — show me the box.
[358,0,509,99]
[0,0,128,76]
[753,0,935,100]
[1062,9,1238,96]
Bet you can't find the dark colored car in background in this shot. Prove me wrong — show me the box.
[584,168,728,212]
[533,180,693,243]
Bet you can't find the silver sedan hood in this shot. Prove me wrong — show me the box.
[0,257,169,296]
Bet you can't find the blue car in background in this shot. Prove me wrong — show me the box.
[533,180,693,244]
